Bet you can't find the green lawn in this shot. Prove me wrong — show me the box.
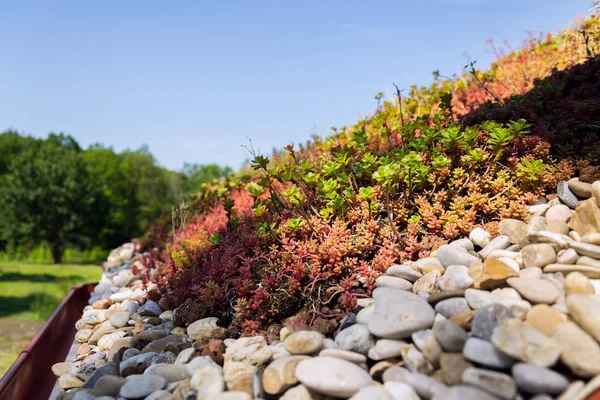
[0,261,102,377]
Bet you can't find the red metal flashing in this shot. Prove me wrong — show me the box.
[0,283,96,400]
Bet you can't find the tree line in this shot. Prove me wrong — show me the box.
[0,131,232,263]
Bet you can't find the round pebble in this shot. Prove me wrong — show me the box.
[295,356,373,397]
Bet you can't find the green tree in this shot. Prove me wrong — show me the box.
[0,133,99,263]
[182,163,232,197]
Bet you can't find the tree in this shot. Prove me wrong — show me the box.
[0,133,99,263]
[182,163,232,197]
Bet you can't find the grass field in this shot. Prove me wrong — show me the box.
[0,261,101,377]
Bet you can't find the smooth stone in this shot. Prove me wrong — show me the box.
[525,304,567,336]
[405,372,448,399]
[319,349,366,364]
[411,329,442,367]
[437,246,478,268]
[449,310,476,330]
[295,356,373,398]
[76,329,94,343]
[432,320,467,353]
[463,338,516,368]
[569,198,600,236]
[383,382,420,400]
[368,288,435,339]
[528,231,571,250]
[98,331,127,351]
[110,290,133,302]
[465,289,532,319]
[570,240,600,258]
[582,233,600,244]
[412,258,445,274]
[368,339,408,361]
[144,391,173,400]
[81,362,119,389]
[527,216,547,235]
[426,290,466,305]
[491,318,560,367]
[521,244,556,269]
[187,317,219,339]
[569,177,593,198]
[356,298,375,308]
[356,306,374,324]
[565,272,595,295]
[109,311,130,329]
[382,366,411,383]
[52,362,73,376]
[569,375,600,400]
[438,265,473,291]
[477,257,519,289]
[119,374,166,398]
[594,181,600,206]
[284,331,324,355]
[335,323,374,355]
[478,236,511,259]
[557,381,586,400]
[194,371,225,399]
[90,375,127,397]
[470,228,491,248]
[471,303,512,341]
[506,277,559,304]
[224,336,272,368]
[138,300,162,317]
[558,181,580,208]
[262,355,309,395]
[369,360,396,380]
[386,264,423,282]
[434,298,470,319]
[412,270,440,295]
[350,386,394,400]
[439,353,473,386]
[432,385,498,400]
[400,344,434,375]
[376,275,413,291]
[144,363,190,383]
[577,256,600,268]
[511,363,569,395]
[547,219,570,235]
[528,203,550,216]
[449,239,475,252]
[499,219,528,244]
[544,263,600,278]
[553,321,600,378]
[58,373,84,389]
[566,294,600,342]
[462,367,516,400]
[491,287,522,300]
[546,204,573,223]
[557,248,579,264]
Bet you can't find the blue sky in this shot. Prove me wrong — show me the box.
[0,0,591,170]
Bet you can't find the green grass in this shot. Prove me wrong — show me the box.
[0,261,102,377]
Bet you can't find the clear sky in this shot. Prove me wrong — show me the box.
[0,0,591,170]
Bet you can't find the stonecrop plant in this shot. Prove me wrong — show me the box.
[144,13,600,335]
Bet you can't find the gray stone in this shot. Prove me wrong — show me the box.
[400,344,434,375]
[478,236,511,259]
[119,374,166,398]
[387,264,423,282]
[138,300,162,317]
[143,363,190,383]
[436,246,478,268]
[335,323,375,356]
[438,265,473,291]
[368,288,435,339]
[527,216,547,235]
[511,363,569,395]
[462,367,516,400]
[432,385,498,400]
[351,386,394,400]
[375,275,412,291]
[507,277,560,304]
[411,329,442,367]
[434,298,470,319]
[463,338,516,369]
[144,391,174,400]
[81,362,119,389]
[368,339,408,360]
[449,239,475,252]
[356,306,374,324]
[432,320,467,352]
[471,303,512,341]
[295,356,373,398]
[439,353,472,386]
[382,366,411,383]
[558,180,580,208]
[405,373,448,399]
